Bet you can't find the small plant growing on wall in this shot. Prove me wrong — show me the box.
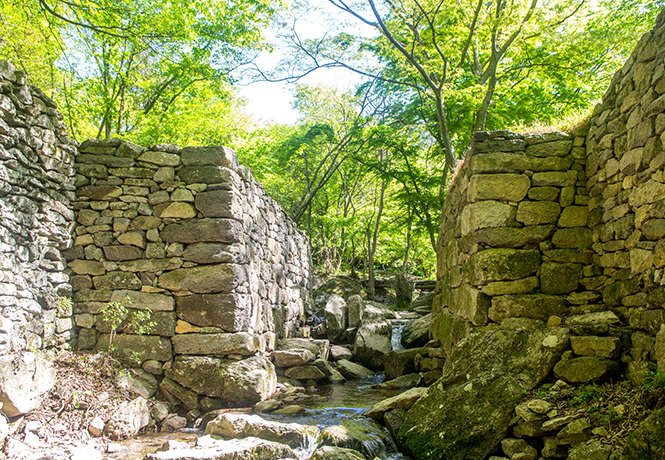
[101,296,155,364]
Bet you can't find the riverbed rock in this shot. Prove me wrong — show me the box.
[364,387,427,421]
[335,360,374,379]
[145,436,297,460]
[115,368,158,399]
[400,315,431,348]
[0,351,55,417]
[347,295,364,328]
[553,353,620,383]
[285,365,326,381]
[396,327,570,460]
[375,373,422,390]
[330,345,353,361]
[277,338,330,360]
[206,412,319,449]
[383,348,425,380]
[620,406,665,459]
[273,349,316,368]
[310,446,367,460]
[324,294,348,343]
[166,355,276,406]
[319,419,392,459]
[104,397,150,440]
[353,321,392,371]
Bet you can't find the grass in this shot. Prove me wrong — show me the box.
[506,108,592,135]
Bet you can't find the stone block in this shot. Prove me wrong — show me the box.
[464,248,541,285]
[161,218,243,244]
[470,152,573,172]
[525,140,572,157]
[472,225,556,247]
[570,336,621,358]
[489,294,568,323]
[448,284,490,325]
[178,165,234,185]
[528,186,559,201]
[552,228,592,248]
[460,201,516,235]
[92,271,142,290]
[182,242,247,264]
[103,246,142,261]
[95,334,173,362]
[553,355,619,383]
[480,277,539,296]
[137,151,181,167]
[180,146,239,169]
[176,293,250,331]
[69,259,106,275]
[117,257,182,273]
[195,189,243,218]
[532,171,578,187]
[111,290,175,311]
[157,263,246,293]
[159,202,197,219]
[467,173,530,202]
[174,331,263,357]
[558,206,588,228]
[78,185,122,200]
[540,262,580,295]
[516,201,561,225]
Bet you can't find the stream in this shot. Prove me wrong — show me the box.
[108,320,414,460]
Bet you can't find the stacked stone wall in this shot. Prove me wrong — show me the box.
[433,129,590,354]
[66,140,311,373]
[0,61,77,354]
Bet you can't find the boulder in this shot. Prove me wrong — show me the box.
[567,440,613,460]
[313,277,365,310]
[364,387,427,421]
[621,406,665,459]
[277,338,330,360]
[353,321,392,371]
[166,355,276,407]
[335,360,374,379]
[115,368,159,399]
[105,397,150,440]
[324,294,348,342]
[314,358,345,383]
[347,295,365,328]
[273,349,316,368]
[0,352,55,417]
[319,419,393,459]
[395,274,413,309]
[310,446,366,460]
[375,373,422,390]
[396,328,570,460]
[205,413,319,449]
[383,348,425,380]
[285,365,326,381]
[553,353,620,383]
[330,345,353,361]
[401,315,431,348]
[145,436,296,460]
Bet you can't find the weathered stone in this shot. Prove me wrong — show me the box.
[473,225,556,247]
[540,262,580,294]
[464,249,541,285]
[95,334,173,362]
[525,139,572,157]
[460,201,516,235]
[330,345,353,361]
[166,355,276,405]
[93,271,142,290]
[147,437,296,460]
[319,419,391,458]
[178,165,234,185]
[285,365,326,380]
[159,202,197,219]
[552,228,593,248]
[401,314,431,348]
[470,152,573,172]
[182,242,247,264]
[335,359,374,379]
[157,263,246,293]
[489,294,568,323]
[176,293,249,331]
[570,336,621,358]
[621,406,665,459]
[206,412,318,449]
[171,332,262,356]
[310,446,366,460]
[103,245,143,261]
[516,201,561,225]
[467,174,530,202]
[111,290,174,311]
[118,258,183,273]
[161,218,243,243]
[273,349,316,368]
[559,206,588,227]
[138,151,181,167]
[528,186,559,201]
[78,185,122,200]
[69,259,106,275]
[532,170,578,186]
[353,321,392,371]
[347,295,364,329]
[481,277,539,296]
[383,348,425,380]
[365,387,427,421]
[397,328,569,460]
[0,352,55,417]
[324,294,348,342]
[105,397,150,440]
[159,377,199,411]
[553,354,619,383]
[194,189,242,218]
[115,368,159,399]
[567,440,613,460]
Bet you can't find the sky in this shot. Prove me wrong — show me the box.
[237,0,373,125]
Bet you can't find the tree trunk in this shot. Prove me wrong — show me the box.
[367,177,387,300]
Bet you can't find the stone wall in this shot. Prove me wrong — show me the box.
[433,129,589,353]
[0,61,77,355]
[66,140,311,372]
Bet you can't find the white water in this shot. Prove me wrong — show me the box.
[390,319,411,350]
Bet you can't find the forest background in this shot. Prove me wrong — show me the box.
[2,0,663,295]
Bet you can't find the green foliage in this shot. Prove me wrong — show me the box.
[101,296,155,364]
[56,296,73,316]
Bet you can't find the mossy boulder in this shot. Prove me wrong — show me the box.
[396,328,569,460]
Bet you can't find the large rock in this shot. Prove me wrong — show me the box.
[397,328,570,460]
[310,446,366,460]
[620,406,665,459]
[353,321,392,371]
[347,295,365,328]
[104,397,150,440]
[319,419,392,459]
[364,387,427,421]
[206,413,319,449]
[166,355,276,406]
[553,353,620,383]
[489,294,568,323]
[182,242,248,264]
[95,334,173,362]
[195,189,242,218]
[464,249,541,285]
[395,274,413,310]
[335,360,374,379]
[313,277,365,310]
[324,294,348,343]
[401,315,431,348]
[277,338,329,360]
[171,332,262,356]
[145,436,296,460]
[0,352,55,417]
[383,348,425,380]
[272,349,316,368]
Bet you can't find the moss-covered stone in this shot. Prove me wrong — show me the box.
[540,262,581,294]
[464,248,541,285]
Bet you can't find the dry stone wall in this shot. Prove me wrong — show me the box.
[67,140,312,371]
[0,61,77,354]
[433,129,590,353]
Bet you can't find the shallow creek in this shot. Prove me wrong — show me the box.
[108,321,413,459]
